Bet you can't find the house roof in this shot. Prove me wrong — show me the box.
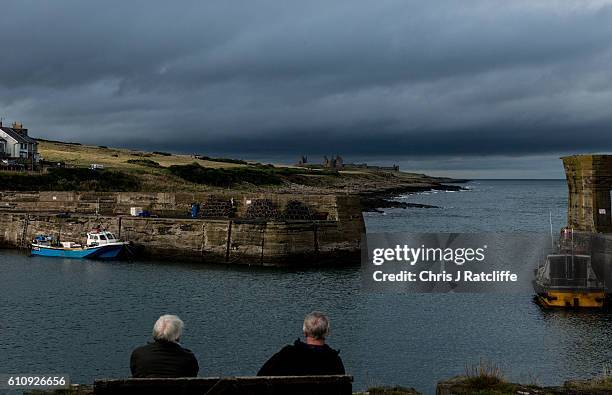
[0,127,37,144]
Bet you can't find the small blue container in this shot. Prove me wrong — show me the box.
[191,203,200,218]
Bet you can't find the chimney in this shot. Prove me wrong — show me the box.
[11,121,28,135]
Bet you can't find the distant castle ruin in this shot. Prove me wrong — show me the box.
[296,154,399,172]
[323,155,344,170]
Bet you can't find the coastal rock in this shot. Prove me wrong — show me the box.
[361,199,440,213]
[360,183,464,212]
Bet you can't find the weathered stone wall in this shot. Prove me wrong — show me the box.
[0,193,365,266]
[562,155,612,233]
[0,191,340,220]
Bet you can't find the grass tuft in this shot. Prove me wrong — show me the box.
[464,358,504,389]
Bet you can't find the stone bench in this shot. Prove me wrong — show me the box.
[93,375,353,395]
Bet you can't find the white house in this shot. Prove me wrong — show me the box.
[0,122,38,162]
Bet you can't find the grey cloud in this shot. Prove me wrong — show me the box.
[2,0,612,174]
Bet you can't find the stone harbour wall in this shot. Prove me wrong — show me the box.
[0,191,342,220]
[0,192,365,266]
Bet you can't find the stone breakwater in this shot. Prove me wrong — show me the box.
[0,191,365,266]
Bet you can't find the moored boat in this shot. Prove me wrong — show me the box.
[533,253,606,308]
[31,230,129,260]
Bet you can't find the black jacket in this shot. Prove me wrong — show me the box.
[257,339,345,376]
[130,340,199,378]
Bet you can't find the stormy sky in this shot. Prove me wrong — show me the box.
[2,0,612,177]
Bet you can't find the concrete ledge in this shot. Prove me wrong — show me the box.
[25,375,353,395]
[94,375,353,395]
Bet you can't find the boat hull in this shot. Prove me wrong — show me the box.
[533,253,606,309]
[31,244,125,260]
[535,290,605,308]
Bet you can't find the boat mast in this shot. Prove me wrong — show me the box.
[571,226,574,274]
[549,210,554,251]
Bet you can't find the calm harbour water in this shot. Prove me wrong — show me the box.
[2,180,612,394]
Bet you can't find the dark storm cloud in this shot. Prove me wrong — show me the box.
[2,0,612,158]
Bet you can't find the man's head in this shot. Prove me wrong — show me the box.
[152,314,184,343]
[303,311,330,342]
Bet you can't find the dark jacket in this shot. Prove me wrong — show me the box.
[257,339,345,376]
[130,340,199,378]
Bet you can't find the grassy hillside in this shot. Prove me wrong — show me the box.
[38,140,243,170]
[0,139,460,193]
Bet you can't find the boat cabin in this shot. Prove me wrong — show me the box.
[541,254,602,288]
[61,241,82,249]
[87,230,119,247]
[33,235,53,246]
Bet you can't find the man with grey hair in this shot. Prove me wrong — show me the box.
[257,311,345,376]
[130,314,199,378]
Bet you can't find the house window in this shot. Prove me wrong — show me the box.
[20,143,28,150]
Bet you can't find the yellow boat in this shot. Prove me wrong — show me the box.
[533,254,606,308]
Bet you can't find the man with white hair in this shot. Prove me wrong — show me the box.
[257,311,345,376]
[130,314,199,378]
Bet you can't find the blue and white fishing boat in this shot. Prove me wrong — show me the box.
[31,230,129,259]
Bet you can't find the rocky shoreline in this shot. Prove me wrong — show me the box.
[360,182,468,213]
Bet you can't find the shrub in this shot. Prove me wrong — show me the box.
[153,151,172,156]
[196,156,249,165]
[255,165,339,177]
[167,163,283,187]
[0,168,140,191]
[126,159,161,168]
